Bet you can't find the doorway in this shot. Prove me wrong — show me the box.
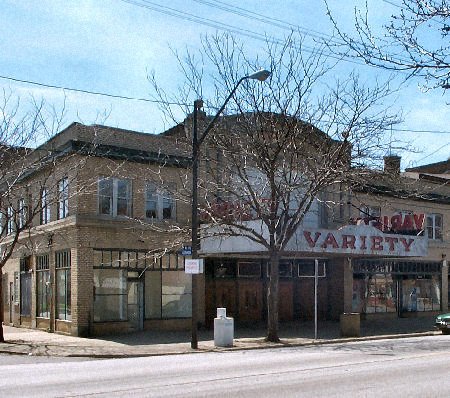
[127,280,144,331]
[9,282,13,324]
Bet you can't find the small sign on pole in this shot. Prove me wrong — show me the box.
[185,259,204,274]
[181,245,192,256]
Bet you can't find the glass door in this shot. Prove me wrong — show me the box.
[127,280,144,331]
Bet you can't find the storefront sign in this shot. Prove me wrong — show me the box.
[297,225,427,257]
[201,222,428,257]
[352,212,425,233]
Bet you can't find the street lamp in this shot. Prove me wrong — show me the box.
[191,69,271,349]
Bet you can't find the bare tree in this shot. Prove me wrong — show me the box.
[0,91,73,342]
[149,32,402,342]
[325,0,450,90]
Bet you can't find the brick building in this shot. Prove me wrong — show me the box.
[1,120,449,337]
[1,123,194,336]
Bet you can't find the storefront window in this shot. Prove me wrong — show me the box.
[20,257,32,317]
[93,268,127,322]
[145,271,162,319]
[161,272,192,318]
[402,277,440,312]
[364,274,396,313]
[36,254,50,318]
[56,250,71,321]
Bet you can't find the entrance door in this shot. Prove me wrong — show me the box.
[238,281,263,321]
[9,282,13,323]
[127,280,144,331]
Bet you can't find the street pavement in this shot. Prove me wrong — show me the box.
[0,315,440,358]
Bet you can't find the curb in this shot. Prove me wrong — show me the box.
[0,331,441,359]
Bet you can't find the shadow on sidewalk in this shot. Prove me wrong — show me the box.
[94,316,437,346]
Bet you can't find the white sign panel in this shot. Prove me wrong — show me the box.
[201,222,428,257]
[184,259,204,274]
[289,225,428,257]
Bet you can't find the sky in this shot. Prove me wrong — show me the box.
[1,0,449,170]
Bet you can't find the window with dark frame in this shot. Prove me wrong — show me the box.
[426,213,443,241]
[145,182,176,221]
[36,254,50,318]
[40,187,50,225]
[7,206,14,235]
[57,177,69,220]
[98,177,131,217]
[19,257,32,317]
[55,250,71,321]
[297,260,327,278]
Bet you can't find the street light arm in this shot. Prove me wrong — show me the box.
[197,76,247,147]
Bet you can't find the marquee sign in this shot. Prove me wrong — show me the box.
[296,225,427,257]
[201,222,428,257]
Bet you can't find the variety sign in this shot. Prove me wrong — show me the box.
[201,222,428,257]
[293,225,428,257]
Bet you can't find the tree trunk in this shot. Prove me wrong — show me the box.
[0,271,4,342]
[266,251,280,342]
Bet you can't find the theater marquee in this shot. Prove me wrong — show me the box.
[294,225,428,257]
[201,223,428,257]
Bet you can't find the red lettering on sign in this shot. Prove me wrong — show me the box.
[342,235,356,249]
[303,231,321,248]
[360,235,367,250]
[399,238,414,252]
[403,214,414,230]
[414,213,425,230]
[384,236,399,251]
[371,236,384,251]
[390,215,402,231]
[321,233,339,249]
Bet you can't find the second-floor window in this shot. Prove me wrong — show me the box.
[18,198,28,229]
[57,177,69,220]
[40,188,50,225]
[426,213,443,241]
[98,177,132,217]
[145,182,175,220]
[7,206,14,235]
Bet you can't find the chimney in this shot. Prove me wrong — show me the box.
[383,155,401,175]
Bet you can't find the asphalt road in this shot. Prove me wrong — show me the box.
[1,335,450,397]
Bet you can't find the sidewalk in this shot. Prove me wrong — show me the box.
[0,316,440,358]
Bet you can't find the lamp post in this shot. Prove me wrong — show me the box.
[191,69,271,349]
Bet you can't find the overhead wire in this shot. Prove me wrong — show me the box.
[2,73,450,134]
[118,0,379,69]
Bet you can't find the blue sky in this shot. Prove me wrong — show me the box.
[1,0,449,169]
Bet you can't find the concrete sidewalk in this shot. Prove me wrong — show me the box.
[0,316,440,358]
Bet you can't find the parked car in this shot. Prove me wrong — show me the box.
[435,313,450,334]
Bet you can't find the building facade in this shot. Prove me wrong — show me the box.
[1,123,195,336]
[2,121,449,337]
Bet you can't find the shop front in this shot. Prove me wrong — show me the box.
[353,259,442,317]
[201,223,435,325]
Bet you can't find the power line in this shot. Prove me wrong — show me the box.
[0,74,188,107]
[3,74,450,135]
[390,127,450,134]
[118,0,373,69]
[192,0,342,44]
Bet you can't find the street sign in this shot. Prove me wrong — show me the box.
[181,245,192,256]
[185,259,204,274]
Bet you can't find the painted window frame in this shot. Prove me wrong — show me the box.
[145,182,176,221]
[57,177,69,220]
[426,213,443,241]
[40,187,51,224]
[55,250,71,321]
[98,177,132,217]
